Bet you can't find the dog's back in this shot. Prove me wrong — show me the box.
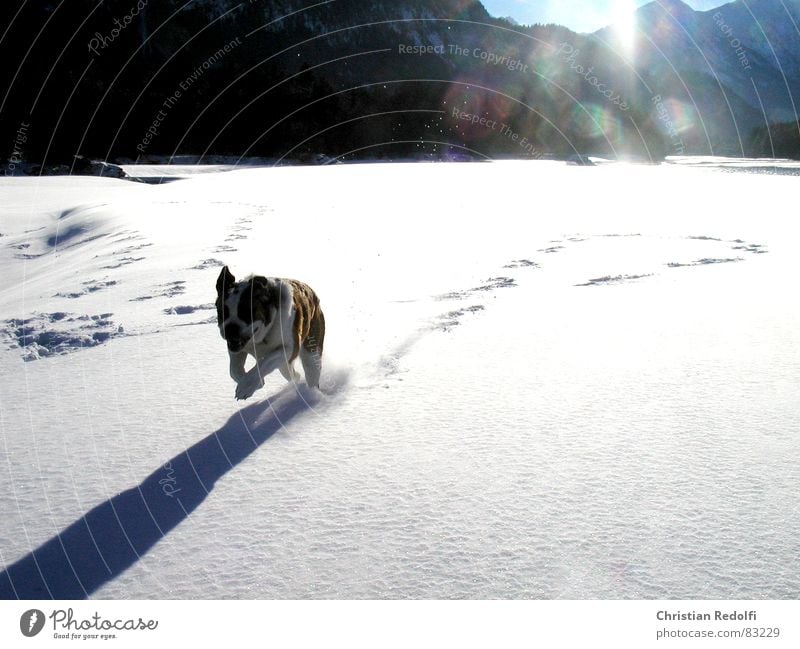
[287,279,325,388]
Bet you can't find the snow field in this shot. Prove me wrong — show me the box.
[0,161,798,598]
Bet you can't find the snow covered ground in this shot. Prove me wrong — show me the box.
[0,161,798,599]
[121,164,244,181]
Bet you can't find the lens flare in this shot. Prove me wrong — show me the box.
[568,103,623,143]
[611,0,638,54]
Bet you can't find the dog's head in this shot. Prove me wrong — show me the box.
[215,266,279,353]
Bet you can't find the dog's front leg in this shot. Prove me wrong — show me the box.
[235,350,285,400]
[229,351,248,383]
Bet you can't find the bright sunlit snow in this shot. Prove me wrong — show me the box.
[0,161,798,598]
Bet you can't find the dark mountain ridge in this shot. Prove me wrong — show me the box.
[1,0,797,167]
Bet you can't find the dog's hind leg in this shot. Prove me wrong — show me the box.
[300,309,325,389]
[300,349,321,389]
[279,362,300,383]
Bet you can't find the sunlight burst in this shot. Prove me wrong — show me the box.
[611,0,638,54]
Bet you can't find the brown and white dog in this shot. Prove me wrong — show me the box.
[215,266,325,400]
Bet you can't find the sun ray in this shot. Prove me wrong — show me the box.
[611,0,638,55]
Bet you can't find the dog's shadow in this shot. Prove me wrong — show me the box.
[0,383,327,599]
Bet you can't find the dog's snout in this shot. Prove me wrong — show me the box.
[224,324,245,349]
[227,339,247,353]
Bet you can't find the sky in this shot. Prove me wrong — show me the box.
[480,0,730,33]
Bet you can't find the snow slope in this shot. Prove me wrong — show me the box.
[0,161,798,599]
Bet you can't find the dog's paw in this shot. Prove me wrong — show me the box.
[235,373,264,400]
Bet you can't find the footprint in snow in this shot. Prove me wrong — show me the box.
[435,276,516,301]
[55,279,118,299]
[130,281,186,302]
[2,312,124,361]
[101,256,146,270]
[434,305,486,332]
[503,259,539,269]
[163,304,215,316]
[575,274,653,287]
[730,240,768,254]
[190,258,226,270]
[667,258,744,268]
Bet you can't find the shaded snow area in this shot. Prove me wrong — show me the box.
[0,162,798,599]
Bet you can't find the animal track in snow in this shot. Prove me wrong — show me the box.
[163,303,217,328]
[9,238,46,259]
[190,258,225,270]
[730,240,768,254]
[111,230,147,244]
[564,233,766,285]
[55,279,118,299]
[117,243,153,254]
[687,235,768,255]
[435,276,517,302]
[173,316,217,327]
[434,305,486,332]
[667,258,744,268]
[225,217,253,243]
[374,227,766,387]
[130,281,186,302]
[101,256,146,270]
[503,259,539,269]
[163,304,215,316]
[3,312,124,361]
[379,271,526,385]
[576,274,654,287]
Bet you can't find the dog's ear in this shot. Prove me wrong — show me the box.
[251,276,279,316]
[250,276,272,303]
[216,266,236,296]
[251,276,269,291]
